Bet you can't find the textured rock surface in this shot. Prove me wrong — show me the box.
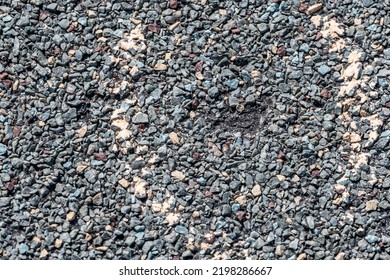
[0,0,389,261]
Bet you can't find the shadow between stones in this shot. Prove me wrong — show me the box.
[203,96,274,136]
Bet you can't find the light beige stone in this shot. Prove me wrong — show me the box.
[39,249,48,259]
[310,15,321,28]
[76,163,88,173]
[13,80,19,91]
[31,208,40,215]
[235,195,247,205]
[33,237,41,244]
[365,200,378,211]
[66,211,76,222]
[87,10,96,18]
[54,239,63,248]
[154,64,167,71]
[119,28,145,52]
[251,70,261,78]
[349,133,361,143]
[192,211,200,218]
[130,18,141,25]
[77,126,88,138]
[168,21,180,31]
[307,3,323,15]
[134,177,147,197]
[152,203,162,212]
[275,245,284,256]
[96,246,108,252]
[195,72,204,80]
[292,175,300,182]
[208,142,222,157]
[166,213,179,225]
[333,197,343,205]
[171,170,185,181]
[169,132,180,144]
[276,174,285,181]
[251,184,262,197]
[321,18,344,38]
[118,178,129,188]
[335,252,345,260]
[112,119,129,131]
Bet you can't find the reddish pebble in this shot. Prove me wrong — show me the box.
[13,126,21,137]
[312,169,320,178]
[12,176,19,184]
[192,99,200,109]
[195,61,203,72]
[222,143,230,154]
[66,24,75,33]
[39,12,48,21]
[277,45,286,57]
[54,47,61,56]
[320,88,332,99]
[236,211,246,221]
[93,152,108,162]
[0,72,8,79]
[192,152,201,160]
[6,176,19,192]
[277,151,286,160]
[148,23,161,33]
[137,124,145,132]
[169,0,178,9]
[205,233,215,244]
[6,182,14,192]
[268,200,276,208]
[299,3,308,12]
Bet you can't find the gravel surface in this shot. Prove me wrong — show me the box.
[0,0,389,260]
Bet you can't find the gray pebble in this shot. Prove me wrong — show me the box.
[84,169,97,184]
[0,144,7,156]
[258,23,269,33]
[383,178,390,189]
[16,17,30,27]
[58,19,71,30]
[19,244,29,254]
[142,241,154,254]
[132,112,149,124]
[289,239,299,250]
[208,87,220,99]
[78,17,88,26]
[365,235,380,244]
[317,64,331,76]
[175,225,188,235]
[306,216,315,229]
[362,0,373,7]
[0,197,11,207]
